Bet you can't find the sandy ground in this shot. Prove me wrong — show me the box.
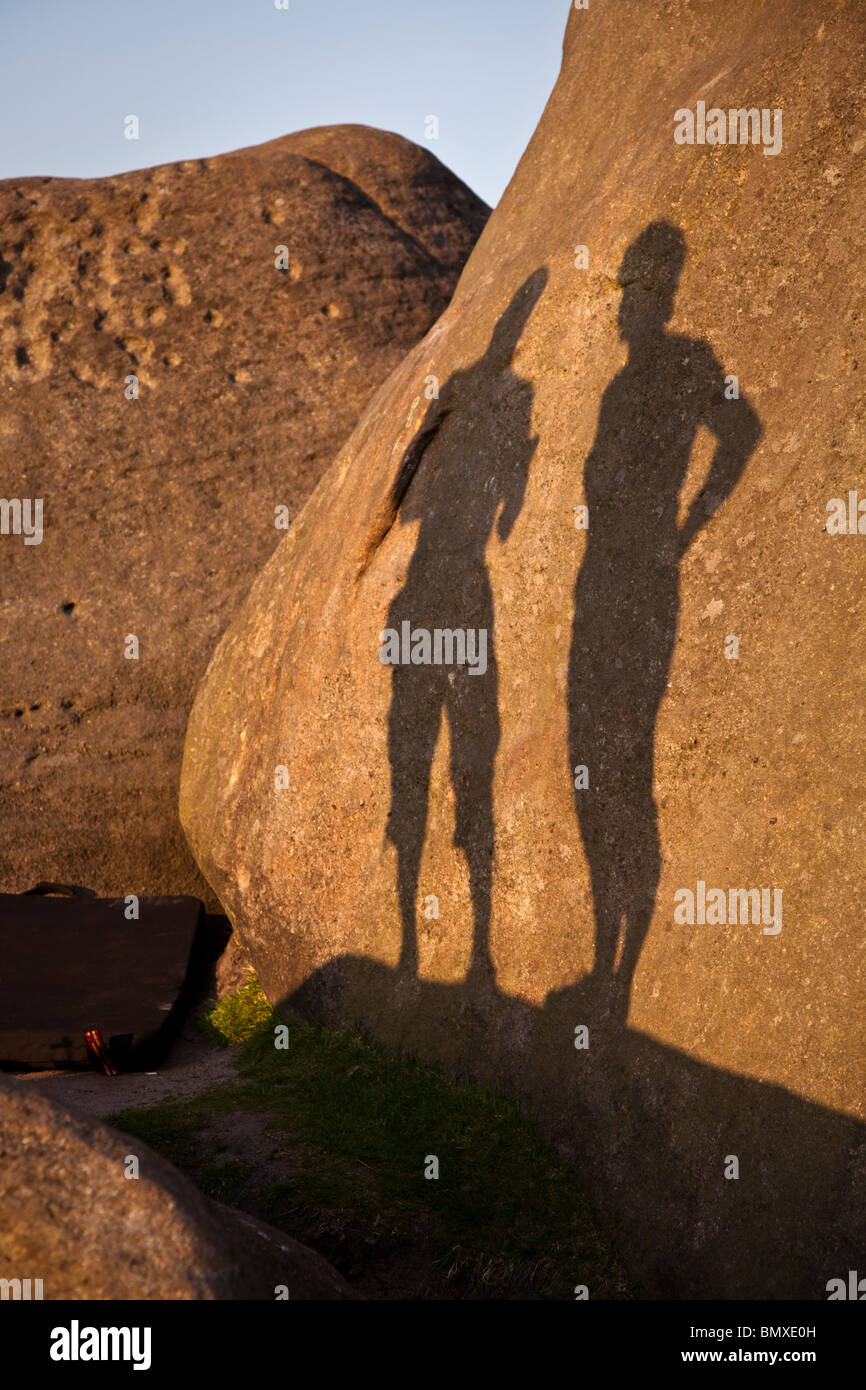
[10,1019,236,1118]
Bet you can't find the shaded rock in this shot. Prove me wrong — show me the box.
[289,955,865,1300]
[0,1075,358,1299]
[0,126,488,904]
[180,2,866,1296]
[214,929,255,998]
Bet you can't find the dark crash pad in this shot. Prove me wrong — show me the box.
[0,889,209,1071]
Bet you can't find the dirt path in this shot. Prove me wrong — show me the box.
[11,1018,235,1117]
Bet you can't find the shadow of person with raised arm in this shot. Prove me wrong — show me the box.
[569,222,762,1023]
[289,237,863,1301]
[383,269,547,989]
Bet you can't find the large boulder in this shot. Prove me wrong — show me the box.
[0,126,487,903]
[180,2,866,1297]
[0,1075,357,1298]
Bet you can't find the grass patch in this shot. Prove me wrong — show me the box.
[198,974,273,1047]
[110,981,635,1300]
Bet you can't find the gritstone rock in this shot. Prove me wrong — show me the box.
[0,126,488,904]
[0,1075,358,1299]
[180,4,866,1296]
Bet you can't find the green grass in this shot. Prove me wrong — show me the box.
[198,974,273,1047]
[109,980,635,1300]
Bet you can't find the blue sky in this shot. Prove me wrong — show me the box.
[0,0,569,206]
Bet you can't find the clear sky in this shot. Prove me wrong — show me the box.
[0,0,570,207]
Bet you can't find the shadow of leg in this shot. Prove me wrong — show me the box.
[386,665,444,978]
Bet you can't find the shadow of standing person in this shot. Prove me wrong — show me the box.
[383,269,548,989]
[569,222,761,1023]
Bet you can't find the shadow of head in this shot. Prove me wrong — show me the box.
[484,265,549,369]
[617,220,686,342]
[382,265,548,529]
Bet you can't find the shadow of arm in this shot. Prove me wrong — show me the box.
[679,368,763,555]
[354,391,452,580]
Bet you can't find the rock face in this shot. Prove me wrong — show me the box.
[180,2,866,1296]
[0,126,488,903]
[0,1075,357,1299]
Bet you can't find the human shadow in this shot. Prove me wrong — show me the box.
[282,235,864,1299]
[569,222,762,1021]
[382,269,547,986]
